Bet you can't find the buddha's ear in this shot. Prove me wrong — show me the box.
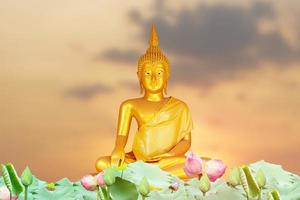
[137,71,142,80]
[164,81,168,95]
[140,82,144,94]
[136,71,145,94]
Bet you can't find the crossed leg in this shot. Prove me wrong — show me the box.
[95,151,210,181]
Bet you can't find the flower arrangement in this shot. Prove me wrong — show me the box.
[0,153,295,200]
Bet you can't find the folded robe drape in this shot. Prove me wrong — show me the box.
[132,96,193,161]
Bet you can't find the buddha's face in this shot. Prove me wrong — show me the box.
[139,61,168,93]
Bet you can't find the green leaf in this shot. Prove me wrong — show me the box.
[268,192,274,200]
[1,163,24,195]
[108,177,138,200]
[21,166,33,187]
[240,165,260,198]
[271,189,281,200]
[97,186,111,200]
[1,164,12,193]
[124,161,175,189]
[32,186,75,200]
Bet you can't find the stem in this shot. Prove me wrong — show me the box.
[97,186,107,200]
[9,192,12,200]
[25,186,28,200]
[96,188,100,200]
[121,170,124,179]
[105,186,110,200]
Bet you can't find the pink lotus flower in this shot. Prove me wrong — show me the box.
[206,159,226,182]
[80,175,97,191]
[0,187,10,200]
[0,187,18,200]
[95,171,105,187]
[184,150,203,178]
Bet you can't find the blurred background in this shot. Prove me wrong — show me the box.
[0,0,299,182]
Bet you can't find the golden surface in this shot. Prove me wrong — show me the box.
[95,23,208,180]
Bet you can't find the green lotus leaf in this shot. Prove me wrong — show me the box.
[1,164,12,193]
[32,186,75,200]
[0,160,299,200]
[108,177,138,200]
[271,189,281,200]
[240,165,260,198]
[1,163,24,195]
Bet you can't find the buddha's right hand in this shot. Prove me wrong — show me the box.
[110,148,125,167]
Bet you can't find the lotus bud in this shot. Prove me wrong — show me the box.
[95,171,105,187]
[103,169,116,186]
[199,173,211,196]
[228,167,240,187]
[256,168,266,188]
[138,176,150,196]
[206,159,226,182]
[184,150,203,178]
[21,166,33,187]
[80,175,97,191]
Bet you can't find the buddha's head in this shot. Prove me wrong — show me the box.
[137,23,169,94]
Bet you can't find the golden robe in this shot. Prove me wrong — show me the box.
[132,97,193,161]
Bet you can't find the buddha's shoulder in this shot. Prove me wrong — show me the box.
[171,97,190,110]
[119,98,142,109]
[119,97,190,110]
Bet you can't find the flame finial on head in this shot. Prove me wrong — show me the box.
[138,22,169,72]
[149,22,159,47]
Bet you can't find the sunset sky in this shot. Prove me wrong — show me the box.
[0,0,299,182]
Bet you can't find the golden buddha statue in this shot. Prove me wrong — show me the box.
[95,23,206,180]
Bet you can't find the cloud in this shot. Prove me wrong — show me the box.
[99,1,300,87]
[97,48,138,63]
[65,83,113,100]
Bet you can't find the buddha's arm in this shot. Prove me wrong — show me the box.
[168,131,191,156]
[151,132,191,160]
[111,101,133,165]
